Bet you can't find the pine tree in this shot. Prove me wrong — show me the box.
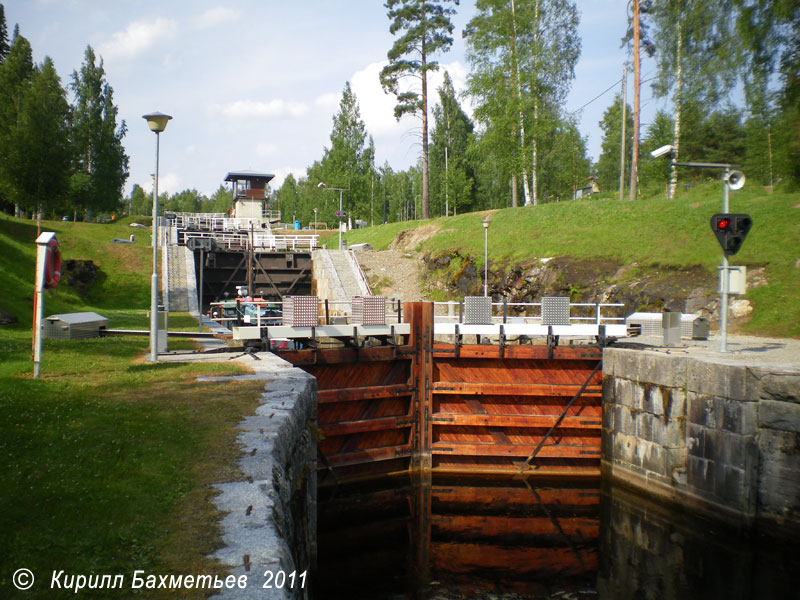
[16,57,72,216]
[0,29,34,216]
[430,71,474,216]
[315,82,373,224]
[380,0,460,220]
[69,46,129,217]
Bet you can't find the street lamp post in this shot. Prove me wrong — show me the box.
[482,217,490,297]
[142,111,172,363]
[318,182,349,249]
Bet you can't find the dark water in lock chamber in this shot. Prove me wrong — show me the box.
[314,474,798,600]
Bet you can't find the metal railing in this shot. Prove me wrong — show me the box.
[347,250,373,296]
[433,300,626,326]
[181,230,319,252]
[208,297,405,329]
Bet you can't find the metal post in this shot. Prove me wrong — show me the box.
[150,131,160,363]
[33,233,55,378]
[198,249,204,332]
[484,225,488,297]
[619,64,627,200]
[720,168,730,352]
[338,189,343,250]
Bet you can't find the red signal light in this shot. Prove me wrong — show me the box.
[717,217,731,230]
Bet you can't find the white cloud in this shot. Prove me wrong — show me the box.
[213,99,309,120]
[350,60,472,138]
[143,172,181,196]
[193,7,241,30]
[270,167,308,190]
[315,93,340,109]
[256,143,279,158]
[351,61,402,135]
[97,17,177,61]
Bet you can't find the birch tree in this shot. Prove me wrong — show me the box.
[465,0,580,206]
[643,0,736,197]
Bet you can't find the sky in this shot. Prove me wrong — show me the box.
[5,0,660,199]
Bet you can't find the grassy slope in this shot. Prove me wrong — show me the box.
[343,184,800,338]
[0,215,264,598]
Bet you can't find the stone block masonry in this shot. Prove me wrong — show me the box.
[207,353,317,599]
[602,345,800,537]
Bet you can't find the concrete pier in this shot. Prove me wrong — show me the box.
[602,335,800,537]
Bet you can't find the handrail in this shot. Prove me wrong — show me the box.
[432,300,626,325]
[181,230,319,251]
[347,250,372,296]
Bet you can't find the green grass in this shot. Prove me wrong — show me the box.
[343,184,800,337]
[0,215,267,598]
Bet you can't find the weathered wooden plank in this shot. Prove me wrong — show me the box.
[430,486,601,506]
[430,514,600,539]
[321,445,414,468]
[429,413,602,428]
[323,416,414,437]
[432,344,602,361]
[430,542,597,574]
[282,346,414,365]
[317,384,413,403]
[430,442,600,458]
[431,381,601,397]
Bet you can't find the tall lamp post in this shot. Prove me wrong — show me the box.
[142,111,172,363]
[318,182,348,249]
[482,217,490,297]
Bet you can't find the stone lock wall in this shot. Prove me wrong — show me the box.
[602,347,800,536]
[210,355,317,599]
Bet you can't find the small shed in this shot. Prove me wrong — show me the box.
[43,312,108,340]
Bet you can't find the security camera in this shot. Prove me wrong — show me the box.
[650,144,675,159]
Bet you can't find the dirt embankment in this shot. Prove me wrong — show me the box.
[355,222,767,331]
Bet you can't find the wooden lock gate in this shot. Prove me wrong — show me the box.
[279,302,603,485]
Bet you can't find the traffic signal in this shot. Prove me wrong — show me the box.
[710,213,752,256]
[335,210,347,218]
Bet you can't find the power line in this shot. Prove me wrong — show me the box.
[569,78,622,115]
[570,73,660,116]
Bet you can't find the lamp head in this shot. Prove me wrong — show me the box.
[650,144,675,159]
[142,111,172,133]
[317,182,326,189]
[482,217,490,229]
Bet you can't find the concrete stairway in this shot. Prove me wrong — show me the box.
[165,245,199,315]
[312,250,371,314]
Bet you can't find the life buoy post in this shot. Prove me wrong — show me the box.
[33,232,59,378]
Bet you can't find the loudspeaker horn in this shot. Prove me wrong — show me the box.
[725,170,745,190]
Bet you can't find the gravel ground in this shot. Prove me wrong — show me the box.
[355,249,428,302]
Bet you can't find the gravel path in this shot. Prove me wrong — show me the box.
[355,250,428,302]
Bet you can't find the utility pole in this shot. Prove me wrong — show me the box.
[619,64,627,201]
[628,0,641,202]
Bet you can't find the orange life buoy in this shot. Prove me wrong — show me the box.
[44,237,61,289]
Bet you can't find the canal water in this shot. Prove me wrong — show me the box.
[315,474,798,600]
